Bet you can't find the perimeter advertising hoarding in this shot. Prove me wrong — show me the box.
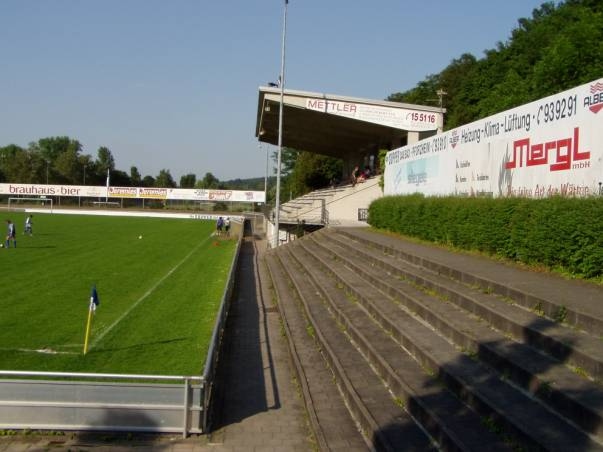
[384,78,603,198]
[0,184,266,203]
[1,184,105,198]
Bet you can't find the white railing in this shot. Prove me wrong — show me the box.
[0,371,203,437]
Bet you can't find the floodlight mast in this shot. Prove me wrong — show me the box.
[273,0,288,248]
[263,143,269,203]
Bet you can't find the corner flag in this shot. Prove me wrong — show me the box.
[91,285,100,312]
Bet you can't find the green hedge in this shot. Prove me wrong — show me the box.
[368,195,603,278]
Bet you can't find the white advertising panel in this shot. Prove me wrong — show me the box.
[0,184,106,198]
[0,184,266,203]
[305,98,439,132]
[166,188,266,203]
[384,78,603,198]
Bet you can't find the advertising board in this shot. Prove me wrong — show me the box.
[0,184,266,203]
[384,78,603,198]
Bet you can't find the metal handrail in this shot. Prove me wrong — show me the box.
[0,370,202,381]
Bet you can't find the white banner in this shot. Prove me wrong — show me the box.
[0,184,105,198]
[166,188,265,203]
[0,184,266,203]
[384,78,603,198]
[305,98,439,132]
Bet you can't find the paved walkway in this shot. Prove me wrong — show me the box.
[0,234,312,451]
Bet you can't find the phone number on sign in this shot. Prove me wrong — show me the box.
[536,94,578,126]
[406,112,437,123]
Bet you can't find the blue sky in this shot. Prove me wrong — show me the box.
[0,0,546,182]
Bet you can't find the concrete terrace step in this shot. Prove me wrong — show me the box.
[295,236,603,451]
[285,241,510,451]
[312,229,603,440]
[332,228,603,382]
[264,253,368,452]
[336,228,603,336]
[273,248,437,451]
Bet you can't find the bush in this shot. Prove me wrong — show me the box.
[368,195,603,278]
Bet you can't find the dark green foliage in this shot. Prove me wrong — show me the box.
[388,1,603,130]
[368,195,603,278]
[179,173,197,188]
[287,152,342,197]
[271,148,343,200]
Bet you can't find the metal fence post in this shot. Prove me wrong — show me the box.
[182,377,190,438]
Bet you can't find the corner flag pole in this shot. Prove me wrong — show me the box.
[83,285,100,355]
[83,303,94,355]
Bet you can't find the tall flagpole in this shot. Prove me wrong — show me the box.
[273,0,288,248]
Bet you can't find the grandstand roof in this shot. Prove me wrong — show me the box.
[255,86,444,159]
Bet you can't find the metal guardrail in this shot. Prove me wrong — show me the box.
[0,224,244,438]
[0,371,203,437]
[278,197,326,225]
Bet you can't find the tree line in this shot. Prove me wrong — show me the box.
[0,136,266,191]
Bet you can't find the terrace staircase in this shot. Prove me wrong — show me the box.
[264,227,603,451]
[277,177,382,228]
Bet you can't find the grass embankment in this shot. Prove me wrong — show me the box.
[0,213,237,375]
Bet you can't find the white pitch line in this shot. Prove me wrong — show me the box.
[0,347,79,355]
[90,234,212,349]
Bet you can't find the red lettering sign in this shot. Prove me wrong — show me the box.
[505,127,589,172]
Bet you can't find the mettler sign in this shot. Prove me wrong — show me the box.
[305,98,439,132]
[384,78,603,198]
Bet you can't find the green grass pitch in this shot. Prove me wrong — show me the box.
[0,212,237,376]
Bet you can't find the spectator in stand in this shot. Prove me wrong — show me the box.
[356,166,371,184]
[350,165,360,186]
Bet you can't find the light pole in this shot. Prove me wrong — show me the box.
[436,89,447,133]
[260,143,269,205]
[45,160,49,185]
[83,164,87,185]
[273,0,288,248]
